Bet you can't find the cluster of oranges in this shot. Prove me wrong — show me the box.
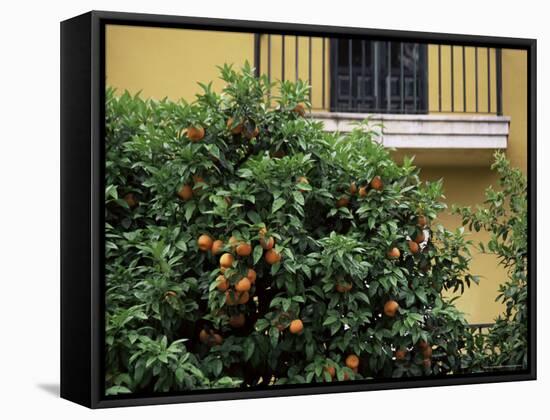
[336,176,384,209]
[393,340,433,367]
[323,354,360,382]
[194,225,287,340]
[183,102,307,146]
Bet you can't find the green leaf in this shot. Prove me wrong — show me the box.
[272,198,286,213]
[253,245,263,265]
[293,191,304,206]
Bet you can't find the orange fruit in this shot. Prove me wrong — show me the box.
[247,268,257,284]
[384,300,399,317]
[422,346,433,359]
[211,333,223,346]
[227,117,243,134]
[123,193,138,208]
[418,340,429,350]
[216,275,229,292]
[395,349,407,361]
[237,291,250,305]
[229,313,246,328]
[219,253,234,268]
[199,329,210,344]
[417,215,428,227]
[228,236,239,249]
[407,240,420,254]
[358,186,368,197]
[370,176,384,191]
[186,126,205,142]
[192,174,206,188]
[324,365,336,380]
[336,282,352,293]
[235,277,251,293]
[236,242,252,257]
[177,184,193,201]
[265,249,281,265]
[345,354,360,369]
[414,231,426,244]
[289,319,304,335]
[336,196,350,208]
[349,182,358,195]
[211,240,224,255]
[225,291,239,306]
[293,103,306,117]
[197,234,214,252]
[387,247,401,259]
[260,236,275,250]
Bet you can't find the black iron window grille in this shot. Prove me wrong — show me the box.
[330,39,428,114]
[254,35,502,115]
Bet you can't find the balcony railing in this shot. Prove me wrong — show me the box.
[253,34,503,116]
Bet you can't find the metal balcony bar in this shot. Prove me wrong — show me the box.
[253,34,502,116]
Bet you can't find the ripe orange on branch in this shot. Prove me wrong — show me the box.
[387,247,401,259]
[422,345,433,358]
[197,234,214,251]
[265,249,281,265]
[186,126,205,142]
[414,230,426,244]
[226,117,243,134]
[260,236,275,250]
[177,184,193,201]
[336,196,350,208]
[123,193,138,208]
[211,240,224,255]
[289,319,304,334]
[236,242,252,257]
[229,313,246,328]
[293,103,306,117]
[324,365,336,380]
[247,268,257,284]
[219,253,234,268]
[235,277,251,293]
[417,214,428,227]
[345,354,360,370]
[370,176,384,191]
[395,349,407,361]
[407,240,420,254]
[216,275,229,292]
[384,300,399,317]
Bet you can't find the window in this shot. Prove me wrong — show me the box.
[330,40,428,113]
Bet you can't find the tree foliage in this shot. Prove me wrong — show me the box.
[455,152,528,371]
[105,63,477,395]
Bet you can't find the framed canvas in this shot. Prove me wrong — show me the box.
[60,10,537,408]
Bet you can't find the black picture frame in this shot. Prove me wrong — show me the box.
[60,10,537,409]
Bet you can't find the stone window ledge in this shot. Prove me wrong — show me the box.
[312,112,510,150]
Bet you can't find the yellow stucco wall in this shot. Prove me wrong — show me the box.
[428,45,497,114]
[258,35,330,110]
[420,48,527,323]
[106,25,255,100]
[105,25,528,324]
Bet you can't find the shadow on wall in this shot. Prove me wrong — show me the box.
[36,383,59,397]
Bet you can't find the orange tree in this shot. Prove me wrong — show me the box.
[104,63,476,395]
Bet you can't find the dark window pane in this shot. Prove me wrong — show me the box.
[331,39,427,113]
